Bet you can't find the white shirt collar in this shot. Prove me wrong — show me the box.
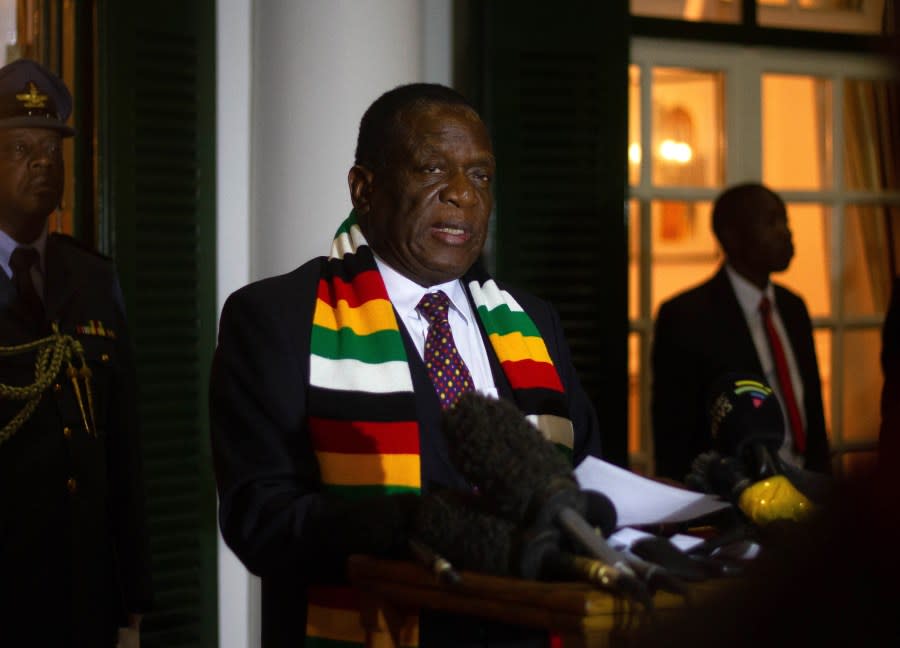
[373,254,472,325]
[725,264,775,318]
[0,226,49,279]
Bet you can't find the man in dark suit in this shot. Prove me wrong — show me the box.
[210,84,601,647]
[0,58,152,647]
[651,182,830,482]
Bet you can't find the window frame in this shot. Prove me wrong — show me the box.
[629,36,896,474]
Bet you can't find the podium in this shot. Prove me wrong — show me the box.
[347,555,703,648]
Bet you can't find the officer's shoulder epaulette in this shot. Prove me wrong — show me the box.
[49,232,113,262]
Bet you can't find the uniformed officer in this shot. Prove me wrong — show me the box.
[0,58,152,647]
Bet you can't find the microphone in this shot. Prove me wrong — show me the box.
[442,393,681,595]
[706,372,786,482]
[412,490,651,605]
[689,373,815,525]
[408,538,461,585]
[584,489,618,538]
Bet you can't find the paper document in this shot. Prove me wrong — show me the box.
[608,526,707,553]
[574,456,732,528]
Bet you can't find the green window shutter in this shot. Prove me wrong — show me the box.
[481,1,630,466]
[99,1,217,646]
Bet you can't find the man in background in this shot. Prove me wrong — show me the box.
[0,58,151,646]
[651,182,830,482]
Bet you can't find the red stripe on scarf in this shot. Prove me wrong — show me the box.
[317,270,388,308]
[500,359,565,392]
[309,418,420,454]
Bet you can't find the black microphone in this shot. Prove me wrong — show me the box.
[691,373,817,525]
[412,490,651,605]
[706,371,786,481]
[442,393,681,595]
[584,489,618,538]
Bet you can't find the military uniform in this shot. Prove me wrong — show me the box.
[0,233,152,646]
[0,58,151,647]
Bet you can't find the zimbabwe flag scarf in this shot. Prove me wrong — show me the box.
[304,212,573,647]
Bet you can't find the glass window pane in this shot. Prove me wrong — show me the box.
[6,0,41,61]
[844,78,899,191]
[1,0,15,65]
[629,199,642,320]
[843,205,897,317]
[763,74,833,191]
[652,68,725,188]
[799,0,864,7]
[630,0,741,23]
[628,332,643,463]
[813,328,832,435]
[759,0,886,34]
[650,200,720,315]
[629,65,641,187]
[777,203,832,318]
[842,329,882,443]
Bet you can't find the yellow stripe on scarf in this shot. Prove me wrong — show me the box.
[487,331,553,365]
[313,297,398,335]
[315,452,421,488]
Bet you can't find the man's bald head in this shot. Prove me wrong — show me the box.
[711,182,794,289]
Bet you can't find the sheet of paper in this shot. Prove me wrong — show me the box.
[608,527,706,553]
[574,456,732,528]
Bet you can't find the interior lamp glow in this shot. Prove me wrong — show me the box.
[658,139,693,164]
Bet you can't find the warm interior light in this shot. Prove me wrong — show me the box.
[629,142,642,165]
[658,139,693,164]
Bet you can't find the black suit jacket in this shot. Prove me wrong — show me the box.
[0,234,152,647]
[651,266,829,482]
[209,258,602,648]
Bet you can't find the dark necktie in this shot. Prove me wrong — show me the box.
[759,296,805,453]
[417,291,475,410]
[9,246,45,322]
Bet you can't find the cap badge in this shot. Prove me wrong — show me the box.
[16,82,49,109]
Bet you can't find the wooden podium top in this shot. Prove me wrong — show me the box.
[347,555,720,647]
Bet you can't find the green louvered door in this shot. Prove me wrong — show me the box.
[98,1,217,646]
[480,1,630,466]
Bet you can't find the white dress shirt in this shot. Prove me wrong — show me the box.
[725,265,805,468]
[374,255,499,399]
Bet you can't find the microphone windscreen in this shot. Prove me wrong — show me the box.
[413,491,515,575]
[583,490,617,537]
[707,372,784,460]
[413,491,565,580]
[442,392,575,523]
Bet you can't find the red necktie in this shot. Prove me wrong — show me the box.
[418,291,475,410]
[759,296,805,453]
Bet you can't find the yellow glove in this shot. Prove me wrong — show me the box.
[737,475,813,525]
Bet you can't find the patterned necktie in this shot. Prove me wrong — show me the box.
[759,296,805,453]
[418,291,475,409]
[9,246,45,322]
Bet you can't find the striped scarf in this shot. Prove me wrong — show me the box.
[304,212,573,646]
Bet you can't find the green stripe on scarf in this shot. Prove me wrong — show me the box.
[311,325,408,363]
[474,304,542,338]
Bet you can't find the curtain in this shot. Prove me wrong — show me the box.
[843,78,899,313]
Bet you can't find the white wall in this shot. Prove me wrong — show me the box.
[215,1,453,646]
[216,0,253,645]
